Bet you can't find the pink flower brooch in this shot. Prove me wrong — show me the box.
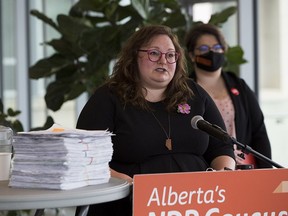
[177,103,191,114]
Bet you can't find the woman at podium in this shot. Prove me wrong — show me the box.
[76,24,236,216]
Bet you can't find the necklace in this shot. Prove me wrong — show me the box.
[151,112,172,150]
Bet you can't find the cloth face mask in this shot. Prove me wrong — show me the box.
[195,51,225,72]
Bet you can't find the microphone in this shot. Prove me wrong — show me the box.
[191,115,233,144]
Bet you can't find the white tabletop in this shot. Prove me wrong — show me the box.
[0,178,131,211]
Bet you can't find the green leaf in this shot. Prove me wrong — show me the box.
[224,46,247,74]
[44,82,67,111]
[66,83,87,100]
[0,99,3,113]
[30,116,54,131]
[131,0,150,19]
[72,0,114,12]
[11,120,24,133]
[103,1,118,20]
[30,10,59,31]
[208,6,237,26]
[115,4,143,25]
[7,108,21,117]
[80,26,121,52]
[226,46,247,64]
[57,15,92,43]
[29,54,73,79]
[47,39,85,58]
[162,10,187,29]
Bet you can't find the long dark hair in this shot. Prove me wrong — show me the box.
[107,24,193,112]
[185,23,228,54]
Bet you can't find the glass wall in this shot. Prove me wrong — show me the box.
[29,0,77,130]
[0,0,77,131]
[1,1,17,109]
[258,0,288,167]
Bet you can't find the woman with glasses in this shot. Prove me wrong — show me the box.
[185,23,272,169]
[76,24,235,216]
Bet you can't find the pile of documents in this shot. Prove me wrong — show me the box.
[9,124,113,190]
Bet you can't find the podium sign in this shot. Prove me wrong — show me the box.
[133,169,288,216]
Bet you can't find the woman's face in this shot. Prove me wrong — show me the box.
[190,34,223,62]
[137,34,177,90]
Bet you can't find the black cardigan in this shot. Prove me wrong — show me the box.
[191,71,272,168]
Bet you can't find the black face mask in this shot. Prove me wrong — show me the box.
[195,51,225,72]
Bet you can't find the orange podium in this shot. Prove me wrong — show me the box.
[133,168,288,216]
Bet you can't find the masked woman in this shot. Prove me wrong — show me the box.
[185,23,272,169]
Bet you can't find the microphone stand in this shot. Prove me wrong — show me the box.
[194,120,284,168]
[228,137,284,169]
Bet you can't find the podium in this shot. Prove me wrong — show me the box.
[133,169,288,215]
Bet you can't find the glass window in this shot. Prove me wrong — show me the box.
[1,1,17,109]
[29,0,77,129]
[258,0,288,167]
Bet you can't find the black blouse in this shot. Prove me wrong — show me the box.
[191,71,272,168]
[222,72,272,168]
[76,79,235,177]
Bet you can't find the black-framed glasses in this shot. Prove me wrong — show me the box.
[196,44,223,54]
[138,49,179,64]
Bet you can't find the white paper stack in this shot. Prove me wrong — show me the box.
[9,124,113,190]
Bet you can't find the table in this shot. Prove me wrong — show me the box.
[0,178,131,216]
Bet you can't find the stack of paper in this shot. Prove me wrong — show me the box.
[9,124,113,190]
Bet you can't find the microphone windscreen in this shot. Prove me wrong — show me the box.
[191,115,204,129]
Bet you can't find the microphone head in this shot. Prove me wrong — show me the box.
[191,115,204,129]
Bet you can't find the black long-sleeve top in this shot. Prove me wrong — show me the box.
[77,79,235,177]
[222,72,272,168]
[191,71,272,168]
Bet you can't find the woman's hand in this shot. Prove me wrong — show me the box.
[211,155,236,171]
[110,168,133,184]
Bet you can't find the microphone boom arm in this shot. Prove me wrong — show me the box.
[230,137,284,168]
[191,115,284,168]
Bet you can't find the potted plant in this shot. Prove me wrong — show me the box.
[29,0,246,113]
